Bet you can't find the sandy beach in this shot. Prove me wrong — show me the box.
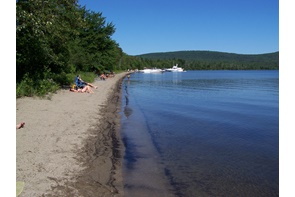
[16,72,128,196]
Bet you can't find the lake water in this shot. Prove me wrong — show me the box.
[120,70,279,197]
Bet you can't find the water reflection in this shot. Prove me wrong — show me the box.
[123,82,133,118]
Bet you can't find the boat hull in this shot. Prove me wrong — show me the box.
[165,69,184,72]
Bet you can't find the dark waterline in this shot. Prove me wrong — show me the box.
[120,70,279,197]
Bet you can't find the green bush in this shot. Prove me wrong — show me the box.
[51,72,76,86]
[16,73,60,98]
[36,79,59,97]
[16,73,36,97]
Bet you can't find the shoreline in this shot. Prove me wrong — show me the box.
[16,72,128,196]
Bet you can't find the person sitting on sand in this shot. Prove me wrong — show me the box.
[16,122,25,129]
[109,71,115,77]
[100,73,107,80]
[70,85,94,93]
[75,75,98,89]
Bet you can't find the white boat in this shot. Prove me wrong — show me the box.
[165,64,184,72]
[138,68,164,73]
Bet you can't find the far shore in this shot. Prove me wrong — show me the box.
[16,72,129,196]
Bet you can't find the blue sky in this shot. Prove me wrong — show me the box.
[78,0,279,55]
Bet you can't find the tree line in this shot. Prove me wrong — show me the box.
[136,51,279,70]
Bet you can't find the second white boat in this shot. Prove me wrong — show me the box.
[165,64,184,72]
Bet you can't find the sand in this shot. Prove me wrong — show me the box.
[16,72,128,196]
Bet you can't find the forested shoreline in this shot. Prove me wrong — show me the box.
[16,0,134,97]
[136,51,279,70]
[16,0,279,97]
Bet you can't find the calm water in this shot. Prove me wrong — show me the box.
[120,70,279,197]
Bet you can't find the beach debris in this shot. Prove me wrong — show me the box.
[16,181,25,196]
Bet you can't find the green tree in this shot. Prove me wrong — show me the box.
[16,0,125,97]
[16,0,81,82]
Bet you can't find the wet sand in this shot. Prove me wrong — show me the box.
[16,72,128,196]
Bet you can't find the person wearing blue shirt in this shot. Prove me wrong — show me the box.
[75,75,85,88]
[75,75,98,89]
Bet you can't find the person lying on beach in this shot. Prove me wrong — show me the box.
[16,122,25,129]
[75,75,98,89]
[70,85,94,93]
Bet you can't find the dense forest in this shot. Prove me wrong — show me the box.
[16,0,136,97]
[16,0,279,97]
[136,51,279,70]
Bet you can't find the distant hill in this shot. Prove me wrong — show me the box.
[137,50,279,62]
[136,50,279,70]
